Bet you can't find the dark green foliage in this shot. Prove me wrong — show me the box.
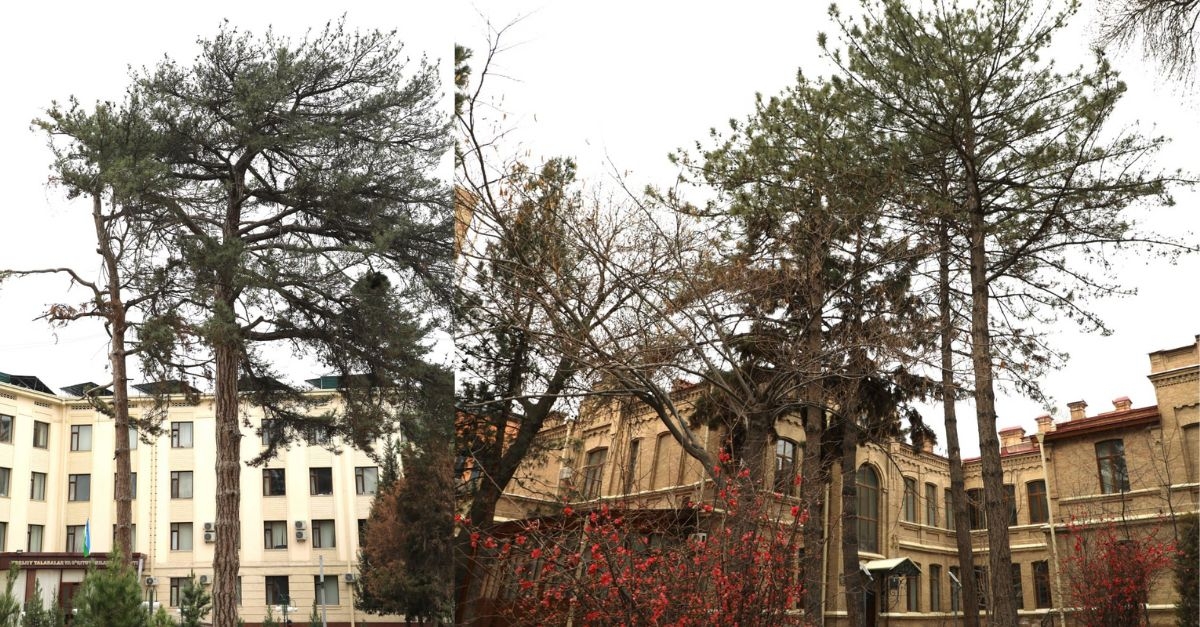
[71,551,148,627]
[378,437,401,492]
[1178,513,1199,627]
[0,565,20,627]
[261,606,279,627]
[308,600,321,627]
[178,571,211,627]
[20,580,62,627]
[150,606,175,627]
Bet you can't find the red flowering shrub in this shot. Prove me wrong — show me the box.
[1062,519,1175,627]
[464,471,812,626]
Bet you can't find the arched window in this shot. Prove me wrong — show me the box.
[856,465,880,553]
[774,438,799,495]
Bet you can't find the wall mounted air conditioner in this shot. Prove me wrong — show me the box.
[343,573,357,583]
[687,532,708,543]
[203,531,216,543]
[198,575,209,585]
[203,522,215,532]
[294,520,307,530]
[295,529,308,541]
[145,576,158,586]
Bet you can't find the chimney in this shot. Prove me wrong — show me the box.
[921,438,934,454]
[999,426,1025,449]
[1112,396,1132,412]
[1035,414,1055,434]
[1067,400,1088,421]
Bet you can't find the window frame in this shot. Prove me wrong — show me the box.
[32,421,49,449]
[170,522,193,551]
[67,474,91,501]
[856,465,880,553]
[1003,483,1017,526]
[170,471,193,499]
[1033,560,1052,608]
[309,468,334,496]
[27,524,43,552]
[0,414,12,443]
[1027,480,1048,524]
[902,477,918,523]
[170,421,194,449]
[774,438,799,495]
[354,467,378,496]
[925,483,938,527]
[30,471,46,501]
[1095,439,1130,494]
[930,564,942,612]
[0,467,9,498]
[263,469,286,497]
[313,575,340,605]
[967,488,986,529]
[70,424,92,452]
[312,519,336,549]
[581,448,608,500]
[265,575,290,606]
[65,525,85,552]
[264,521,288,550]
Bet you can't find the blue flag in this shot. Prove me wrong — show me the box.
[83,519,91,558]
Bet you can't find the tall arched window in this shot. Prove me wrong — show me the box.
[857,465,880,553]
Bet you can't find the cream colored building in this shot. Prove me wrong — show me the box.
[491,337,1200,626]
[0,376,402,627]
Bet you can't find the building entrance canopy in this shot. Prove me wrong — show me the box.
[860,557,921,580]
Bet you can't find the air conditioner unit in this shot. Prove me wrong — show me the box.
[198,575,209,585]
[203,522,215,532]
[145,576,158,586]
[687,532,708,544]
[203,531,216,544]
[294,520,307,530]
[343,573,357,583]
[295,529,308,541]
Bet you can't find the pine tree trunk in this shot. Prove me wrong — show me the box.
[939,222,979,626]
[840,420,863,627]
[967,184,1017,626]
[93,193,134,559]
[800,408,826,623]
[211,335,242,627]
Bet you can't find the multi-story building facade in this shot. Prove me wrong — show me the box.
[0,375,402,626]
[488,337,1200,626]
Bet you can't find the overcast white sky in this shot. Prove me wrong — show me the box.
[0,3,1194,457]
[452,1,1200,456]
[0,2,451,394]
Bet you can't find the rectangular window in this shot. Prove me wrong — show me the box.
[312,520,336,548]
[264,521,288,549]
[170,421,193,449]
[949,566,961,612]
[581,448,607,499]
[967,488,986,529]
[1033,560,1052,608]
[974,566,989,610]
[354,467,378,495]
[0,415,11,443]
[907,564,920,611]
[68,474,91,501]
[265,576,289,606]
[0,467,9,498]
[1027,480,1048,524]
[65,525,85,552]
[1003,484,1017,526]
[625,439,641,494]
[70,425,92,451]
[1096,439,1130,493]
[261,419,282,447]
[925,483,937,527]
[1011,563,1024,610]
[903,477,918,523]
[930,564,942,611]
[170,471,193,499]
[33,421,48,449]
[263,469,286,496]
[169,578,186,607]
[0,522,6,551]
[30,472,46,501]
[128,427,138,450]
[309,468,334,495]
[945,488,955,530]
[170,522,193,551]
[774,439,798,495]
[357,519,367,547]
[313,575,340,605]
[27,524,43,552]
